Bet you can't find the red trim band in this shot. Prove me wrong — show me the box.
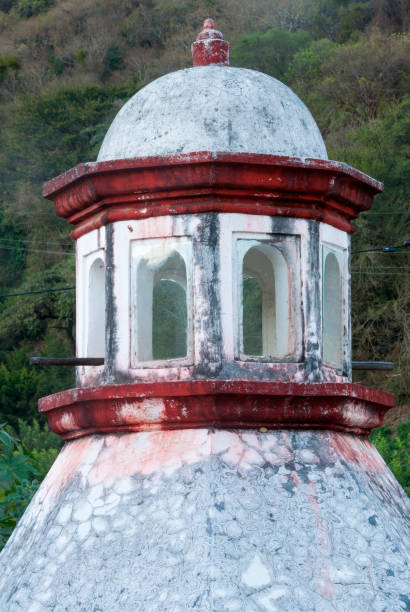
[38,380,394,440]
[42,153,383,237]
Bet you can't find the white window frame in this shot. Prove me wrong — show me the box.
[234,233,301,362]
[130,236,193,368]
[321,243,346,370]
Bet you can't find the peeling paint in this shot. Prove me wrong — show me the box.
[0,429,408,610]
[97,66,327,162]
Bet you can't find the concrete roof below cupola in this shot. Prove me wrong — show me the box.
[97,22,328,162]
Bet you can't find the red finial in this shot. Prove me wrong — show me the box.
[202,18,215,29]
[191,19,230,67]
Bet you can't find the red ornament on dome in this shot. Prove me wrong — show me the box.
[191,18,230,66]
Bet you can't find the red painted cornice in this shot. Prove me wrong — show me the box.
[38,380,394,440]
[42,152,383,238]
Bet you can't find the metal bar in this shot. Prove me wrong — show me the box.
[352,361,393,371]
[30,357,104,366]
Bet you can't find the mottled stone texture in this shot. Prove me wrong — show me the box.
[0,429,408,611]
[97,66,328,162]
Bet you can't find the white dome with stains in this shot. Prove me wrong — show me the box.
[97,65,328,162]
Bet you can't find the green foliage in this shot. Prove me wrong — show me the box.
[102,45,124,79]
[328,98,410,400]
[0,346,74,427]
[285,38,337,95]
[14,0,53,18]
[0,258,75,348]
[48,53,64,76]
[0,212,25,290]
[288,31,410,133]
[338,2,372,41]
[0,0,18,12]
[0,426,36,489]
[0,54,20,84]
[0,424,38,548]
[1,81,141,190]
[308,0,372,41]
[0,420,59,549]
[231,29,312,80]
[17,418,60,477]
[370,421,410,495]
[75,49,88,64]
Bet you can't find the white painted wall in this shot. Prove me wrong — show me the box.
[319,223,350,374]
[76,227,106,384]
[75,215,350,385]
[107,214,308,382]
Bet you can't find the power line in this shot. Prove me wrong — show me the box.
[0,245,73,255]
[0,286,75,299]
[0,239,73,247]
[352,240,410,255]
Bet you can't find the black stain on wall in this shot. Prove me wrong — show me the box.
[193,213,223,378]
[105,223,119,383]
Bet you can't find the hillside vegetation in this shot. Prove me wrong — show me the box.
[0,0,409,545]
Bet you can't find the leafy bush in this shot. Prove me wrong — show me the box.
[0,420,60,550]
[0,54,21,84]
[329,98,410,401]
[15,0,53,18]
[0,425,38,549]
[231,29,312,80]
[0,345,74,428]
[17,418,60,476]
[0,80,141,203]
[370,421,410,495]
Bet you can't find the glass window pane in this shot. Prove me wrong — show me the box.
[323,250,343,368]
[241,242,289,358]
[153,279,187,360]
[87,257,105,357]
[243,276,263,355]
[132,239,191,365]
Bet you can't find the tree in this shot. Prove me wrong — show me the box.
[231,29,312,80]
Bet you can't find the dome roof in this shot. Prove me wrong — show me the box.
[98,20,327,162]
[97,66,327,162]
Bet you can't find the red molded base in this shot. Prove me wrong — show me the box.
[38,381,394,440]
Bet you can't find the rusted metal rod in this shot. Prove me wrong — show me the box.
[352,361,393,371]
[30,357,104,366]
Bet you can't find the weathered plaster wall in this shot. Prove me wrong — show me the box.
[97,66,328,162]
[0,429,408,611]
[76,226,106,387]
[77,214,350,387]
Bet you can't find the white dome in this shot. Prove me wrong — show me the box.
[97,65,327,162]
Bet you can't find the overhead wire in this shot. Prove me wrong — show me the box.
[0,245,73,255]
[0,286,75,299]
[351,240,410,254]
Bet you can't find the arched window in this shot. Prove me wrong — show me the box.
[323,250,343,368]
[87,257,105,357]
[240,241,291,358]
[133,241,190,364]
[152,252,187,360]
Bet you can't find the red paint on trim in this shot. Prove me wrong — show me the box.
[38,380,394,441]
[191,19,230,67]
[42,153,383,236]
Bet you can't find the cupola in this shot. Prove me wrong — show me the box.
[0,20,408,612]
